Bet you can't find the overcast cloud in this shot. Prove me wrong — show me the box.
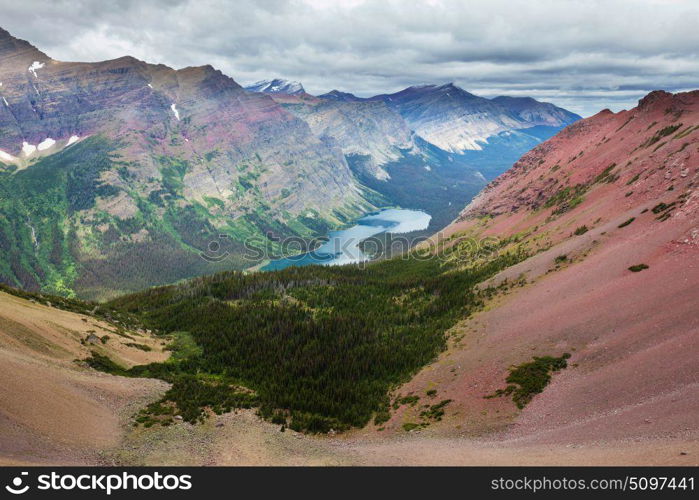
[1,0,698,116]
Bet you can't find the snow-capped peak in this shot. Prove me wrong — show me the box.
[245,79,305,95]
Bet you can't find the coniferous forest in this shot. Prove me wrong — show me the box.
[100,239,524,433]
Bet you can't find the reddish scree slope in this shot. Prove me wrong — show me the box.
[385,91,698,454]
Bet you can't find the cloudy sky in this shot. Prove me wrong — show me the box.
[2,0,698,116]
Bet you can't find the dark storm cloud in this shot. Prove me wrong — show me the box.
[1,0,697,116]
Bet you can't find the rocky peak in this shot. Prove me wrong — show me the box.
[436,82,463,92]
[0,27,51,70]
[172,64,243,97]
[369,83,576,153]
[318,89,363,102]
[493,95,582,126]
[637,90,673,111]
[395,83,477,99]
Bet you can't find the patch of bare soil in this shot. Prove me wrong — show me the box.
[0,291,168,465]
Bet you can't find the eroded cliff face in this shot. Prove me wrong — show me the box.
[0,27,374,298]
[270,92,417,180]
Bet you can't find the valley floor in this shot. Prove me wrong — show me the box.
[104,408,698,466]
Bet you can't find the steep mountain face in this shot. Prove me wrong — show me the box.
[244,78,305,95]
[370,83,580,154]
[266,91,488,229]
[357,84,580,180]
[371,83,517,152]
[270,92,417,178]
[415,90,698,446]
[261,83,580,227]
[248,84,419,178]
[0,28,374,299]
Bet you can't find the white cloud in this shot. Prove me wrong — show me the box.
[1,0,697,116]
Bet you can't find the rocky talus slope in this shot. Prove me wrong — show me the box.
[382,90,698,451]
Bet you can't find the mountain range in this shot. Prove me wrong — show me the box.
[250,80,580,230]
[256,80,580,178]
[0,27,578,299]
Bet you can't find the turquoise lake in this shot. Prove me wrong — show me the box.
[262,208,431,271]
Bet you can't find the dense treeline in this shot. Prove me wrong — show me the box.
[108,243,525,432]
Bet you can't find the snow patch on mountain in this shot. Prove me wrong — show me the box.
[28,61,45,78]
[37,138,55,151]
[0,149,16,163]
[171,103,180,120]
[22,142,36,156]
